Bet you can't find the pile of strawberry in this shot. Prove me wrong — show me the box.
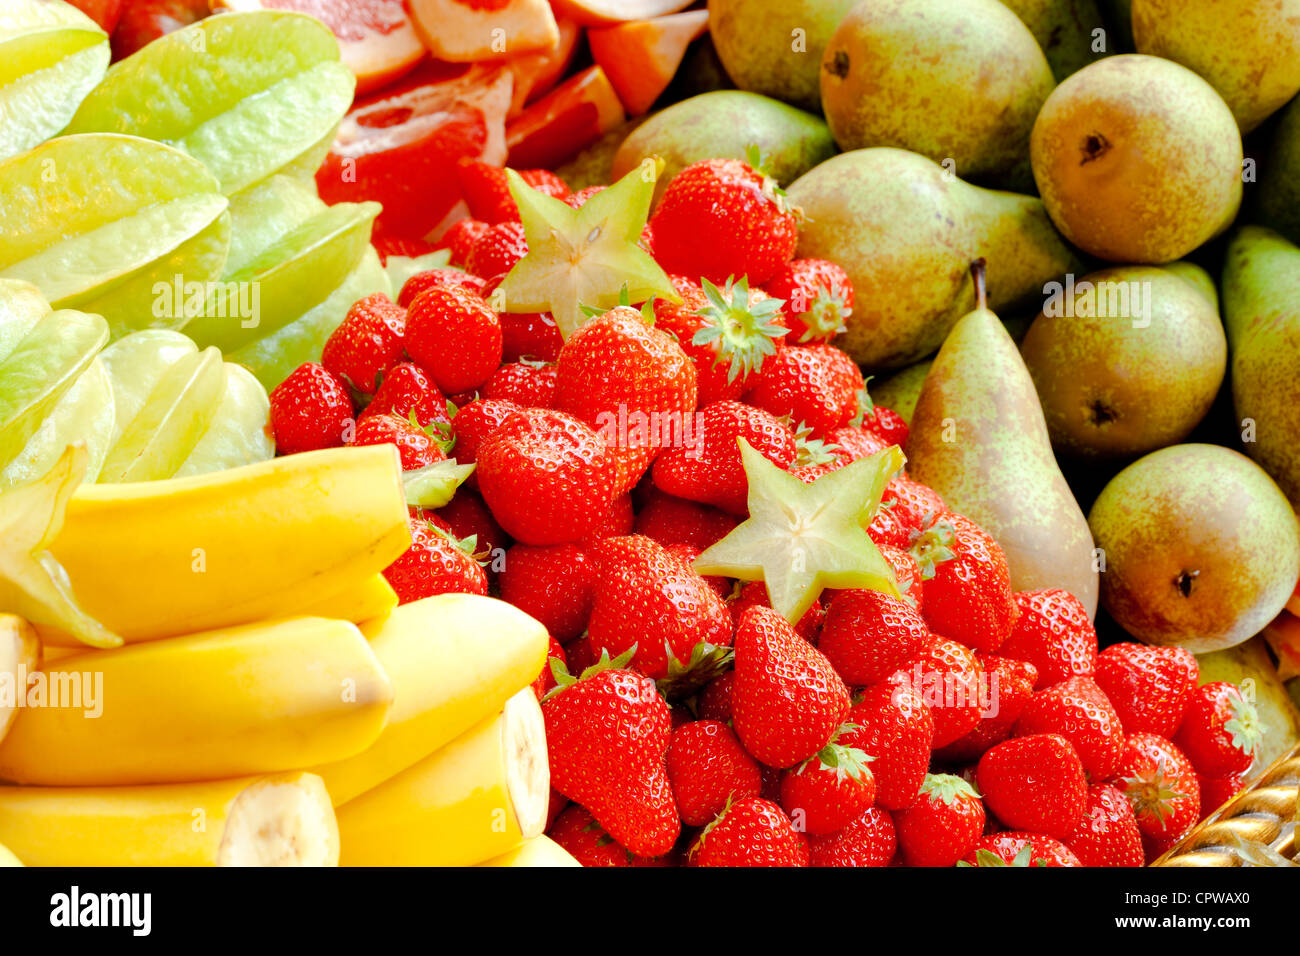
[266,155,1261,867]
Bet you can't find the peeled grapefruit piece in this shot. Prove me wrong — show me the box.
[506,65,625,169]
[108,0,209,60]
[317,60,513,243]
[506,15,581,116]
[408,0,558,62]
[552,0,694,26]
[589,10,708,115]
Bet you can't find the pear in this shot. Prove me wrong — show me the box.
[1096,0,1134,48]
[820,0,1054,186]
[1222,226,1300,509]
[1132,0,1300,133]
[1030,54,1243,263]
[869,361,933,426]
[1019,264,1227,459]
[707,0,857,112]
[1256,96,1300,246]
[906,262,1099,616]
[1001,0,1109,80]
[788,148,1081,369]
[1088,443,1300,653]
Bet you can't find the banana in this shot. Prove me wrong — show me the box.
[313,594,548,805]
[480,835,582,867]
[0,772,338,866]
[336,688,549,866]
[292,572,399,626]
[0,616,394,786]
[40,444,410,646]
[0,615,39,745]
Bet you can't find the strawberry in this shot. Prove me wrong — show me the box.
[998,588,1098,688]
[649,154,799,285]
[808,807,896,867]
[764,258,853,344]
[665,542,730,600]
[1064,782,1145,867]
[359,361,452,430]
[666,719,763,826]
[817,588,930,687]
[348,411,450,471]
[587,493,636,543]
[321,292,407,394]
[651,400,795,515]
[499,543,594,642]
[731,605,851,768]
[500,311,564,363]
[545,804,670,867]
[564,633,601,675]
[465,220,528,278]
[555,306,698,493]
[727,582,825,645]
[268,362,354,455]
[839,679,934,810]
[961,833,1081,867]
[450,398,523,477]
[397,267,486,308]
[894,773,986,867]
[1173,681,1263,778]
[433,488,509,565]
[1094,642,1198,738]
[1014,676,1125,780]
[745,344,862,437]
[910,512,1018,653]
[1198,771,1246,818]
[935,654,1038,762]
[976,733,1088,839]
[482,359,558,407]
[632,487,738,551]
[687,796,808,866]
[476,407,617,545]
[405,285,503,395]
[859,401,909,449]
[456,160,570,224]
[865,500,911,549]
[440,217,490,268]
[382,517,487,603]
[778,731,877,834]
[697,671,735,724]
[586,535,732,682]
[542,657,680,857]
[897,637,984,748]
[880,476,944,538]
[564,185,606,208]
[1108,732,1201,861]
[531,634,567,701]
[878,543,924,610]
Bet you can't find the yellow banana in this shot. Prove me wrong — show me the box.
[291,572,398,626]
[0,616,394,786]
[0,772,338,866]
[480,836,581,867]
[313,594,548,805]
[0,615,39,744]
[40,445,409,646]
[336,688,549,866]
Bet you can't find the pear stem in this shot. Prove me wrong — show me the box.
[970,258,988,312]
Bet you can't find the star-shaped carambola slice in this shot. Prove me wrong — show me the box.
[693,439,903,624]
[495,163,679,338]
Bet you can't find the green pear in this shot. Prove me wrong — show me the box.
[1132,0,1300,133]
[869,361,932,425]
[1256,96,1300,246]
[906,263,1099,616]
[820,0,1054,186]
[1088,443,1300,652]
[707,0,857,112]
[1001,0,1109,80]
[1030,55,1243,263]
[1222,226,1300,509]
[788,148,1081,369]
[1019,264,1227,459]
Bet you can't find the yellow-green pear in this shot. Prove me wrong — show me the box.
[1256,96,1300,246]
[1001,0,1109,80]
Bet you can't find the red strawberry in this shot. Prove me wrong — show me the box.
[555,306,698,493]
[687,796,808,866]
[961,832,1081,867]
[1014,676,1125,780]
[465,220,528,278]
[894,773,986,867]
[405,285,503,395]
[697,671,735,724]
[878,543,924,610]
[500,311,563,363]
[397,267,486,308]
[268,362,354,455]
[746,344,862,437]
[348,411,449,471]
[818,588,929,688]
[1094,642,1197,738]
[1173,681,1263,778]
[456,160,570,224]
[531,634,567,701]
[977,733,1088,839]
[382,517,487,602]
[545,804,670,867]
[440,217,489,268]
[450,397,523,477]
[1198,771,1246,818]
[765,258,853,344]
[880,476,944,538]
[482,359,558,407]
[1064,782,1144,867]
[633,487,738,551]
[865,500,911,549]
[360,361,451,430]
[564,633,601,675]
[727,582,825,645]
[321,292,407,394]
[861,404,909,448]
[731,606,851,768]
[649,155,798,285]
[839,679,934,810]
[778,732,877,834]
[432,488,508,564]
[666,719,763,826]
[498,543,594,642]
[808,807,896,867]
[998,588,1098,688]
[665,542,730,600]
[476,408,617,545]
[587,493,636,543]
[935,654,1038,762]
[1108,732,1201,861]
[897,637,984,748]
[910,512,1018,653]
[651,401,795,515]
[564,185,606,208]
[542,660,680,857]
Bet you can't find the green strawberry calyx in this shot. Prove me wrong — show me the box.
[743,144,798,219]
[957,845,1048,868]
[692,276,786,384]
[1118,765,1188,824]
[910,518,958,581]
[918,773,979,807]
[791,420,841,467]
[792,285,851,343]
[849,386,873,429]
[1223,687,1265,758]
[802,737,874,785]
[542,644,637,703]
[657,640,735,701]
